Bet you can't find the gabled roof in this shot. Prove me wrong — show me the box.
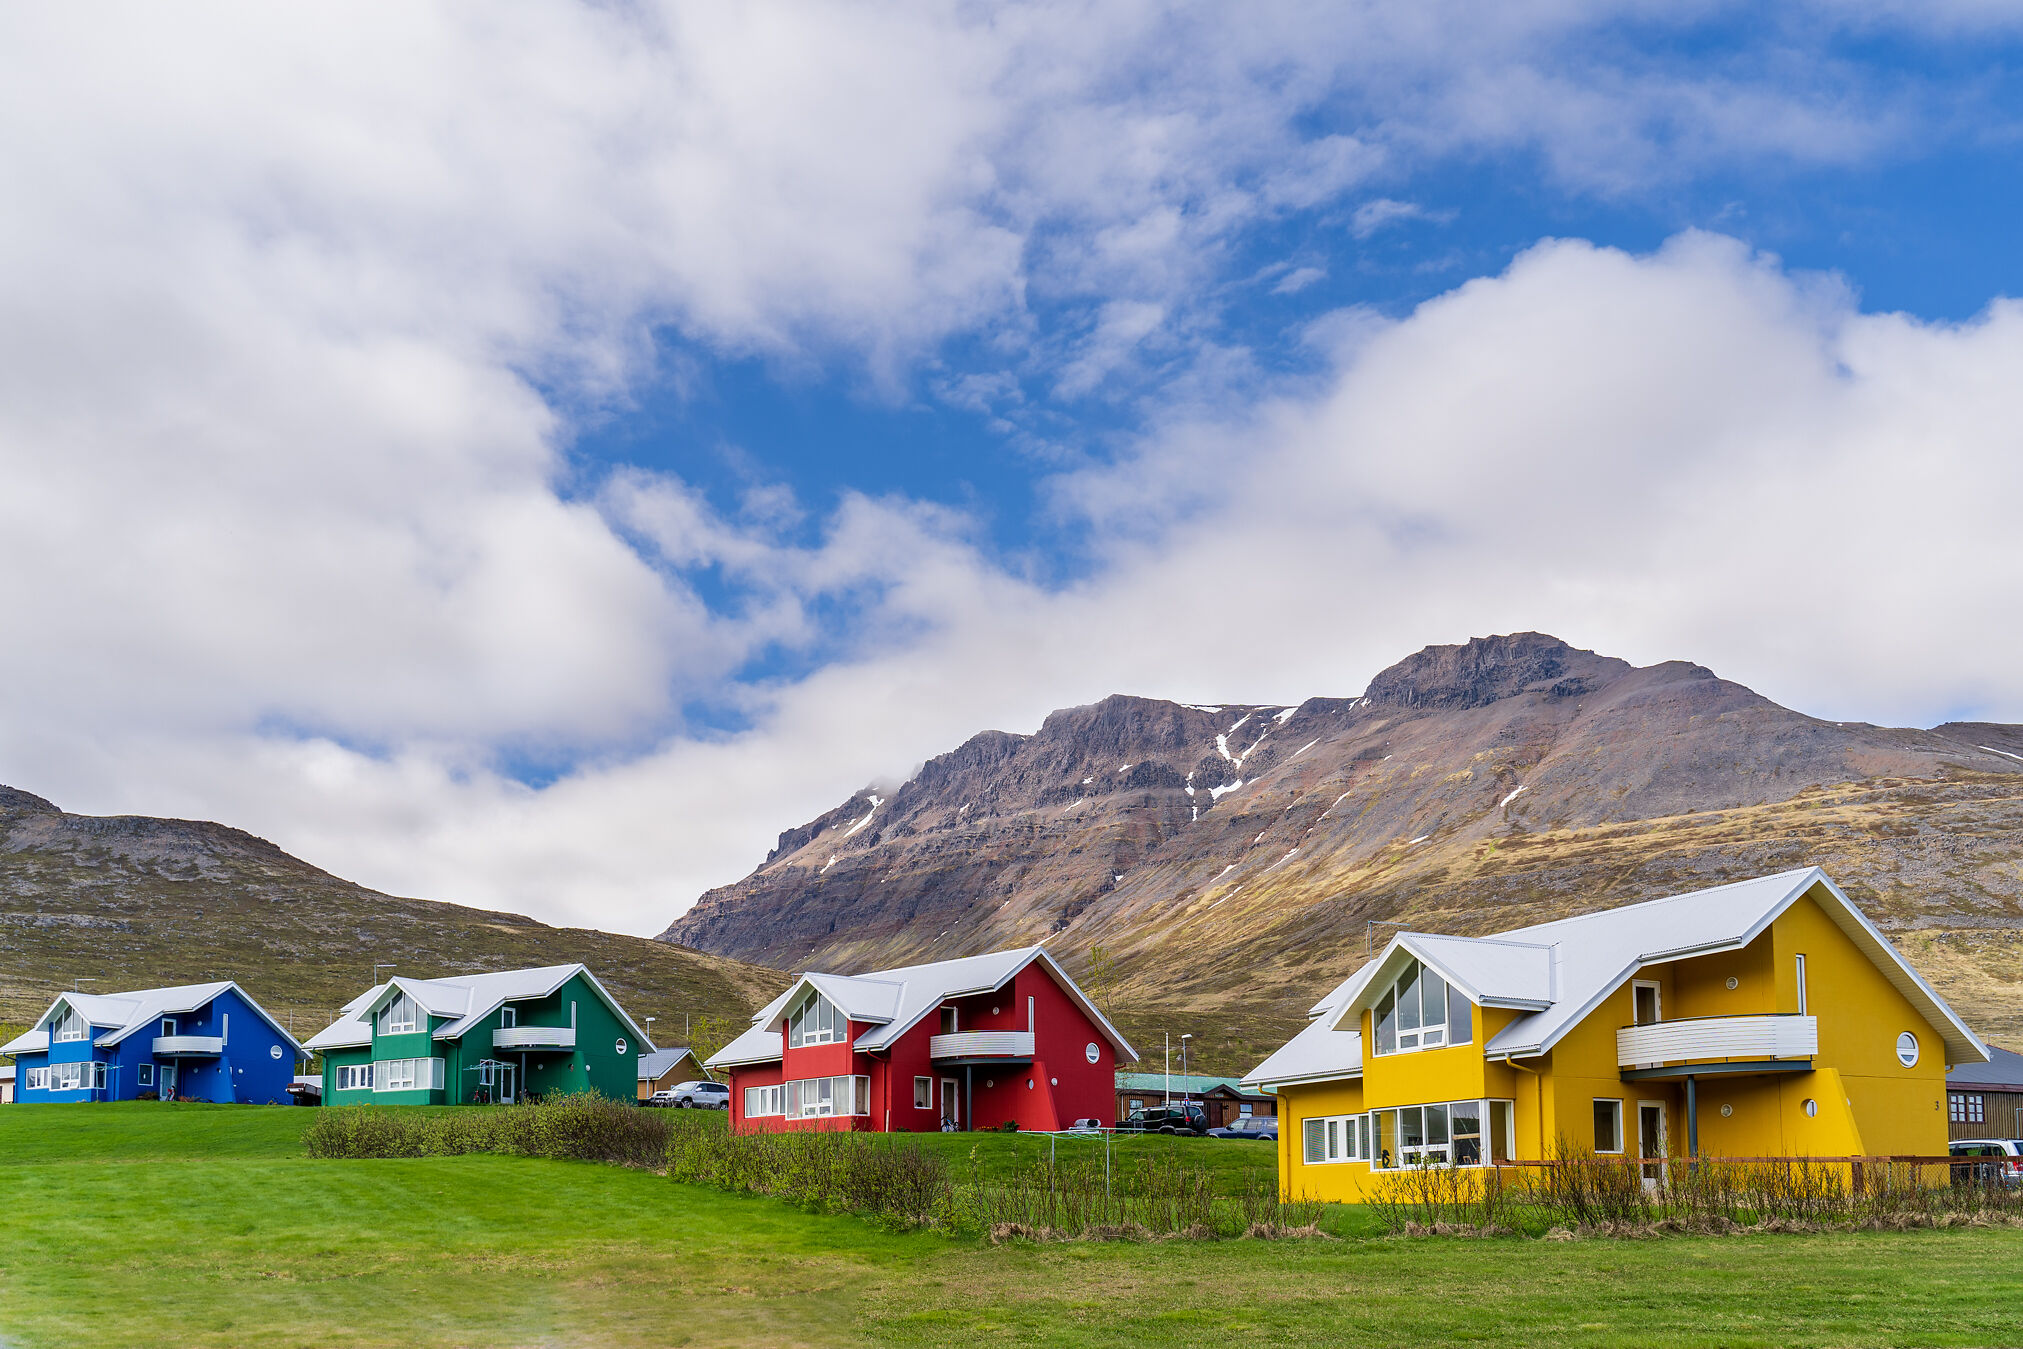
[637,1047,700,1081]
[302,964,655,1054]
[1245,867,1990,1090]
[706,945,1137,1069]
[1114,1072,1268,1098]
[1,982,304,1058]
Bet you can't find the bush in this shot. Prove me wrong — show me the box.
[304,1093,671,1168]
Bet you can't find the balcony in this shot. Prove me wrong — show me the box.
[152,1035,224,1057]
[493,1025,576,1052]
[1617,1014,1817,1077]
[929,1030,1035,1064]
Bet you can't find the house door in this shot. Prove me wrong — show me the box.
[1638,1102,1668,1188]
[940,1077,959,1130]
[495,1064,516,1105]
[158,1063,177,1100]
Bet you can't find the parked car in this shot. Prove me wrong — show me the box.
[666,1080,731,1109]
[1949,1139,2023,1186]
[1207,1115,1278,1141]
[1118,1102,1209,1135]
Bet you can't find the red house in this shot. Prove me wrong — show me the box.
[706,946,1137,1132]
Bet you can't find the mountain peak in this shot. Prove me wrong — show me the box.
[1362,632,1631,710]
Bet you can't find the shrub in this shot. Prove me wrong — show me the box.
[304,1093,671,1167]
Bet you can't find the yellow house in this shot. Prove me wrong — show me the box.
[1244,868,1990,1201]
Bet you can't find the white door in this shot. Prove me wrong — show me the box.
[940,1077,959,1129]
[496,1064,516,1105]
[159,1063,177,1100]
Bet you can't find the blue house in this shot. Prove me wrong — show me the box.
[0,982,304,1104]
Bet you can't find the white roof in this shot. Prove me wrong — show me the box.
[302,964,654,1054]
[706,945,1137,1069]
[1247,867,1989,1089]
[1,982,303,1058]
[0,1064,15,1081]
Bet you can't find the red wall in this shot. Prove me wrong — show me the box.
[727,959,1122,1134]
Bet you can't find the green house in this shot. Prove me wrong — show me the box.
[303,964,653,1105]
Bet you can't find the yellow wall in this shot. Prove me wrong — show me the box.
[1272,882,1961,1199]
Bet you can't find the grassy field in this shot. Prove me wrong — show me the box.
[4,1103,2023,1348]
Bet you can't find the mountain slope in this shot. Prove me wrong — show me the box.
[0,786,787,1045]
[664,634,2023,1068]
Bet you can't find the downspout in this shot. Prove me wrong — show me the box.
[1501,1055,1546,1160]
[964,1065,973,1133]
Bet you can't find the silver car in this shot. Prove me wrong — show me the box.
[669,1080,731,1109]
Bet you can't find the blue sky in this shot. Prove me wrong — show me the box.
[4,4,2023,931]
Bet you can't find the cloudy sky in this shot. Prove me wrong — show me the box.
[4,3,2023,935]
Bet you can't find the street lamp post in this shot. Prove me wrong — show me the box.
[1181,1034,1192,1113]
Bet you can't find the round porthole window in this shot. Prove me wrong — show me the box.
[985,1078,995,1088]
[992,1005,1001,1015]
[1719,1104,1733,1118]
[1725,977,1739,990]
[269,1044,283,1060]
[615,1037,628,1056]
[1084,1041,1100,1064]
[1050,1077,1059,1086]
[1803,1099,1818,1117]
[1896,1032,1919,1068]
[1026,1078,1034,1090]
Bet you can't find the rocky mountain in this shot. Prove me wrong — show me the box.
[663,633,2023,1069]
[0,786,786,1047]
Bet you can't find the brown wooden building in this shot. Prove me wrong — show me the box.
[1948,1043,2023,1140]
[637,1046,705,1100]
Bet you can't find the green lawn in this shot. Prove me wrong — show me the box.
[3,1104,2021,1348]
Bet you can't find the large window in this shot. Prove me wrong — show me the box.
[50,1005,89,1043]
[376,992,420,1036]
[913,1076,933,1109]
[336,1064,374,1091]
[1592,1099,1624,1154]
[47,1061,104,1092]
[1371,958,1471,1056]
[26,1067,48,1090]
[787,992,846,1047]
[1351,1099,1514,1170]
[784,1074,870,1118]
[371,1057,443,1092]
[744,1084,785,1117]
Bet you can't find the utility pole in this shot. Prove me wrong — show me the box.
[1164,1031,1170,1105]
[1181,1033,1192,1107]
[373,964,397,986]
[71,977,100,993]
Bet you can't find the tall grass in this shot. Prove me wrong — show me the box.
[1367,1138,2023,1236]
[310,1099,1322,1241]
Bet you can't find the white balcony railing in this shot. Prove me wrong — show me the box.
[929,1030,1035,1061]
[493,1025,576,1052]
[1617,1014,1817,1069]
[152,1035,224,1057]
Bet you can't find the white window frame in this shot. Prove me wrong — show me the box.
[783,1074,871,1118]
[1593,1097,1625,1154]
[501,1005,517,1029]
[744,1084,785,1117]
[1631,979,1662,1025]
[160,1017,177,1039]
[337,1063,374,1091]
[786,992,846,1048]
[1794,954,1808,1015]
[1301,1112,1371,1165]
[913,1076,933,1109]
[371,1057,443,1092]
[27,1066,49,1091]
[138,1063,155,1087]
[377,992,420,1036]
[51,1005,90,1044]
[1360,1099,1516,1171]
[1370,958,1472,1057]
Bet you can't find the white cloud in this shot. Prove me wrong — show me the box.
[1,4,2018,937]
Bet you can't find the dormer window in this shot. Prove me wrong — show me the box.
[51,1005,89,1043]
[376,991,419,1035]
[1372,958,1472,1056]
[787,992,844,1047]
